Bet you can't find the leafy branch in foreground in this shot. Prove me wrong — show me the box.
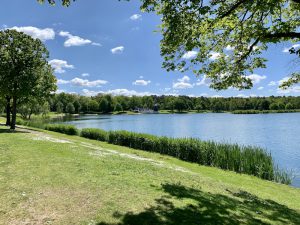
[140,0,300,90]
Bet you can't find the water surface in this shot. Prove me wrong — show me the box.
[63,113,300,187]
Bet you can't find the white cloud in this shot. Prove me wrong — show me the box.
[178,75,190,83]
[139,76,144,79]
[130,14,142,21]
[49,59,74,74]
[10,26,55,41]
[57,79,69,84]
[282,44,300,53]
[277,85,300,94]
[257,86,264,90]
[268,77,290,87]
[91,42,102,47]
[182,51,198,60]
[173,76,194,89]
[82,88,155,97]
[209,52,221,60]
[236,94,248,98]
[225,45,234,51]
[245,74,267,84]
[59,31,100,47]
[71,78,108,87]
[196,76,211,86]
[111,46,124,54]
[133,79,151,86]
[268,81,277,86]
[81,73,90,77]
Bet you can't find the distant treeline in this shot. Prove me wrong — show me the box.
[47,93,300,113]
[1,93,300,116]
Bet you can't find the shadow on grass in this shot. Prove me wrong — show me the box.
[97,183,300,225]
[0,125,29,134]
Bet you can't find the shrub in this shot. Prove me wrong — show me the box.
[80,128,108,141]
[44,124,78,135]
[105,130,290,184]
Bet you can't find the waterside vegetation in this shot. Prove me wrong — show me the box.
[10,117,292,185]
[0,122,299,224]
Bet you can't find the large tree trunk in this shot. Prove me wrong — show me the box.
[10,96,17,130]
[5,96,11,126]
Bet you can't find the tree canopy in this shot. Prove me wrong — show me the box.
[39,0,300,90]
[0,29,57,129]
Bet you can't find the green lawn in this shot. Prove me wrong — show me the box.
[0,124,300,225]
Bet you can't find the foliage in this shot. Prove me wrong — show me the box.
[0,29,56,129]
[66,102,75,114]
[81,128,108,142]
[56,101,64,113]
[46,93,300,114]
[114,103,123,112]
[76,128,291,184]
[45,124,78,135]
[140,0,300,89]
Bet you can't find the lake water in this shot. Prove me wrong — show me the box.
[63,113,300,187]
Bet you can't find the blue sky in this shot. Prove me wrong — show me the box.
[1,0,299,97]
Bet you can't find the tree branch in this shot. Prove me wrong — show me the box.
[219,0,249,19]
[236,38,260,64]
[263,32,300,40]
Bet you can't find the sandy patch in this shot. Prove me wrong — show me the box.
[80,142,194,174]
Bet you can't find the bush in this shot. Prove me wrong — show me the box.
[104,130,290,184]
[44,124,78,135]
[80,128,108,141]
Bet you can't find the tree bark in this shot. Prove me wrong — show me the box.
[5,96,11,126]
[10,96,17,130]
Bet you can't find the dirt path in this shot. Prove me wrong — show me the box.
[14,125,196,175]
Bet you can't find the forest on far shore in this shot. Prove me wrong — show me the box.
[1,93,299,118]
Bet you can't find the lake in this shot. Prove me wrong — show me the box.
[63,113,300,187]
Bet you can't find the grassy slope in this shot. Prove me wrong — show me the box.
[0,124,300,224]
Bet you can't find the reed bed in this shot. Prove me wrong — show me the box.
[232,110,300,114]
[44,124,78,135]
[80,128,291,184]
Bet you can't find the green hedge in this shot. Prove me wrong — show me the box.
[81,128,108,141]
[45,124,78,135]
[79,128,291,184]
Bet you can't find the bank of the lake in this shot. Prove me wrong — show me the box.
[0,123,300,224]
[63,113,300,187]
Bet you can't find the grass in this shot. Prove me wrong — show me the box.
[0,121,300,224]
[80,128,290,184]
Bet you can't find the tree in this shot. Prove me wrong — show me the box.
[114,103,123,112]
[41,102,50,117]
[285,103,295,110]
[0,29,56,129]
[56,101,64,114]
[89,100,99,112]
[66,102,75,114]
[99,98,109,113]
[258,99,270,110]
[18,99,42,120]
[140,0,300,89]
[174,98,187,112]
[73,100,81,113]
[270,103,279,110]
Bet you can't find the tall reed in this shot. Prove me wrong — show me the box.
[80,128,291,184]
